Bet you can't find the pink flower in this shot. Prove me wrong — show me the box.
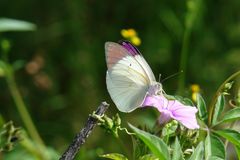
[142,95,199,129]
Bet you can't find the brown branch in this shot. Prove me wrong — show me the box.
[59,102,109,160]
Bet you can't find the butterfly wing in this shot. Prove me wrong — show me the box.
[105,41,156,112]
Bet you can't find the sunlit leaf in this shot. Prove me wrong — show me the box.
[205,133,225,159]
[212,94,225,125]
[216,107,240,125]
[0,18,36,32]
[129,124,170,160]
[196,94,207,123]
[189,141,204,160]
[172,137,183,160]
[214,129,240,146]
[100,153,128,160]
[139,154,159,160]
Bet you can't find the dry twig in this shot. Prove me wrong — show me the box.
[59,102,109,160]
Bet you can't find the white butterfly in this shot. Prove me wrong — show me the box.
[105,40,163,112]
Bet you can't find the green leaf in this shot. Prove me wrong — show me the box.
[206,156,224,160]
[132,136,149,159]
[189,141,204,160]
[234,145,240,160]
[139,154,159,160]
[0,18,36,32]
[216,107,240,125]
[212,94,225,125]
[100,153,128,160]
[205,133,225,159]
[214,129,240,146]
[172,137,183,160]
[196,94,207,123]
[129,124,170,160]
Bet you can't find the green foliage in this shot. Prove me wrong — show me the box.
[215,107,240,125]
[204,133,225,159]
[172,138,184,160]
[214,129,240,146]
[100,153,160,160]
[129,124,170,160]
[0,0,240,159]
[161,120,178,139]
[0,121,21,152]
[212,94,225,125]
[100,153,128,160]
[188,142,204,160]
[92,113,133,138]
[132,135,150,159]
[138,154,159,160]
[196,94,207,123]
[234,145,240,160]
[0,18,36,32]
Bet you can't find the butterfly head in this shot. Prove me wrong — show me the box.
[148,81,163,96]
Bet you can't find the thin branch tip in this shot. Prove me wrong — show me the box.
[59,101,109,160]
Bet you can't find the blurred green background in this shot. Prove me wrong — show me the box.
[0,0,240,159]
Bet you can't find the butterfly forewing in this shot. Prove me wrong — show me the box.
[134,55,156,83]
[105,41,156,112]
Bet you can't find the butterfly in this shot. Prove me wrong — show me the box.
[105,40,163,112]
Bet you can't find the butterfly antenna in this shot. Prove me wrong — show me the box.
[158,74,162,83]
[161,70,183,83]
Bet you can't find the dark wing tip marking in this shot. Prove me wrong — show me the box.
[118,40,141,56]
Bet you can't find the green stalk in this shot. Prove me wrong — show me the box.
[1,39,47,159]
[208,70,240,126]
[178,28,191,94]
[5,66,45,148]
[178,0,202,94]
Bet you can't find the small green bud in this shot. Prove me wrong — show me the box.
[113,113,121,126]
[1,39,11,53]
[224,81,234,91]
[104,116,113,129]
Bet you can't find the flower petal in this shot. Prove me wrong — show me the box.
[142,94,167,110]
[158,109,172,124]
[169,101,199,129]
[142,94,199,129]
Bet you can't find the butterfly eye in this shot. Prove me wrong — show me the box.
[154,83,163,95]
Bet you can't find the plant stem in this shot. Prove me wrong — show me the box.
[5,66,45,147]
[178,28,191,94]
[208,70,240,126]
[60,102,109,160]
